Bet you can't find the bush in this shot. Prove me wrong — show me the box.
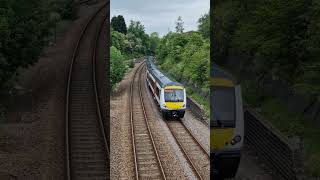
[110,46,126,88]
[157,32,209,91]
[0,0,75,88]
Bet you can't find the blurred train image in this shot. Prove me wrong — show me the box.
[211,64,244,178]
[146,56,187,119]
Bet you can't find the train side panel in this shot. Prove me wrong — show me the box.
[146,69,161,104]
[146,56,187,118]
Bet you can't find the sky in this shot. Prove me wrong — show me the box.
[110,0,210,37]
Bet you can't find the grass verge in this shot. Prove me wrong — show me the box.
[242,79,320,177]
[186,87,209,117]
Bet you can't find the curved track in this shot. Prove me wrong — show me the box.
[65,3,109,180]
[129,63,167,180]
[138,61,209,179]
[165,120,210,179]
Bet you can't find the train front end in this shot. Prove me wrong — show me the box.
[160,84,186,119]
[210,73,244,178]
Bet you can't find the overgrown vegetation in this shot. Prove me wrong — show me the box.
[110,17,157,89]
[242,80,320,177]
[156,15,210,112]
[0,0,74,88]
[110,14,210,114]
[214,0,320,96]
[111,15,127,34]
[213,0,320,176]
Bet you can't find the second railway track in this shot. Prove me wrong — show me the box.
[65,3,109,180]
[131,62,210,180]
[166,120,210,179]
[129,63,167,180]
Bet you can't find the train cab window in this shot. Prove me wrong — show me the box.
[164,89,184,102]
[211,87,236,128]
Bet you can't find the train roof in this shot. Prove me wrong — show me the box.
[211,62,238,86]
[211,63,234,80]
[146,56,183,88]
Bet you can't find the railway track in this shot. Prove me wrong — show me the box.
[129,63,167,180]
[165,118,210,180]
[78,0,97,5]
[137,61,209,179]
[65,3,109,180]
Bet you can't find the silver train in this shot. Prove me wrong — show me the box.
[146,56,187,118]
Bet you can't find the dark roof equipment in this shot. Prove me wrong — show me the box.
[211,62,237,84]
[146,56,183,88]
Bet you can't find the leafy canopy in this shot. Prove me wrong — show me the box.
[175,16,184,33]
[111,15,127,34]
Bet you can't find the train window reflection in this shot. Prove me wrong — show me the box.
[164,89,184,102]
[211,87,235,127]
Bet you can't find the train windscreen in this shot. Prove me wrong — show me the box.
[211,87,236,127]
[164,89,184,102]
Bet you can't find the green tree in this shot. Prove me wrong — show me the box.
[110,17,151,60]
[149,32,160,54]
[110,46,126,87]
[198,13,210,39]
[0,0,74,88]
[128,20,149,54]
[175,16,184,33]
[0,0,51,87]
[214,0,320,176]
[111,15,127,34]
[156,31,209,89]
[111,30,126,52]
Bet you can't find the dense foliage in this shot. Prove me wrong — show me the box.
[110,46,126,86]
[214,0,320,176]
[198,13,210,39]
[149,32,160,55]
[0,0,74,88]
[110,18,154,89]
[156,13,210,110]
[110,13,210,112]
[213,0,320,96]
[157,32,209,90]
[111,15,127,34]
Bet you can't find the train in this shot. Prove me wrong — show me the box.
[210,64,244,178]
[145,56,187,119]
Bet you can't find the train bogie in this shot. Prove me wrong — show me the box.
[162,109,185,119]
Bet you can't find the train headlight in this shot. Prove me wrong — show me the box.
[230,135,242,145]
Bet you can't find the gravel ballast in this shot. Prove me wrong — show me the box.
[110,63,210,179]
[0,3,107,179]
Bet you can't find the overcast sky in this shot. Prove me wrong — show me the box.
[110,0,209,37]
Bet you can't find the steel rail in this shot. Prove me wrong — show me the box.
[165,121,204,180]
[65,2,109,180]
[180,121,210,156]
[93,11,109,156]
[129,62,167,180]
[138,65,167,180]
